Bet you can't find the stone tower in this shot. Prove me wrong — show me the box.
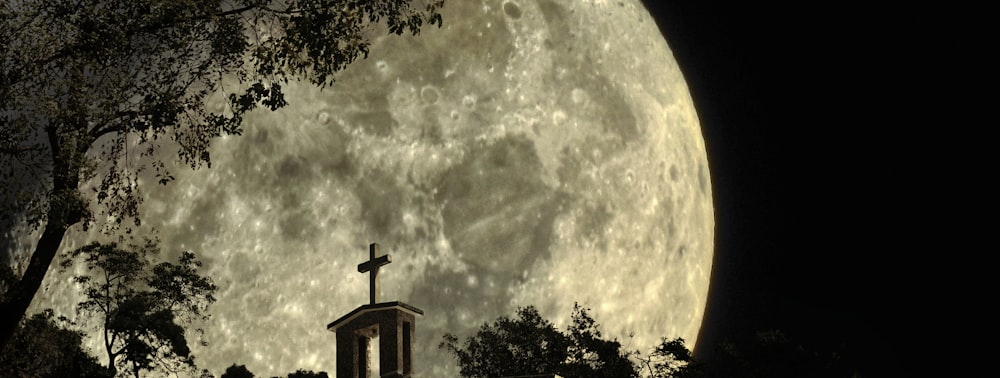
[328,243,423,378]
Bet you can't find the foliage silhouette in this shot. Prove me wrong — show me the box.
[441,304,699,378]
[442,306,571,377]
[62,240,217,377]
[0,0,444,350]
[218,364,329,378]
[221,363,255,378]
[638,337,704,378]
[0,309,112,378]
[281,369,330,378]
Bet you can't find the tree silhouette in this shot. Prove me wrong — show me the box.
[62,240,217,377]
[562,304,640,377]
[218,364,330,378]
[442,306,571,377]
[220,364,255,378]
[0,0,444,350]
[0,309,111,378]
[282,369,330,378]
[638,337,703,378]
[442,304,697,378]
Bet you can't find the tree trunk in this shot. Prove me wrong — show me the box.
[0,126,85,352]
[106,327,118,377]
[0,204,72,352]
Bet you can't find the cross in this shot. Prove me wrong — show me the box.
[357,243,391,304]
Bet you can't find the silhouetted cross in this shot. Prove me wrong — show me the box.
[357,243,391,304]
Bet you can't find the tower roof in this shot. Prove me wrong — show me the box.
[326,301,424,332]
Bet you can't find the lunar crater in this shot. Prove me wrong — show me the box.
[503,1,523,19]
[419,85,440,104]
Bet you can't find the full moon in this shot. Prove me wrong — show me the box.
[29,0,713,376]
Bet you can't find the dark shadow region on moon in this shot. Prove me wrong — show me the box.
[435,135,566,273]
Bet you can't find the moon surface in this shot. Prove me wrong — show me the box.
[30,0,713,376]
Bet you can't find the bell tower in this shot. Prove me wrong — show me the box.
[327,243,423,378]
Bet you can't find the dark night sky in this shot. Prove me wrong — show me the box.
[641,1,943,376]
